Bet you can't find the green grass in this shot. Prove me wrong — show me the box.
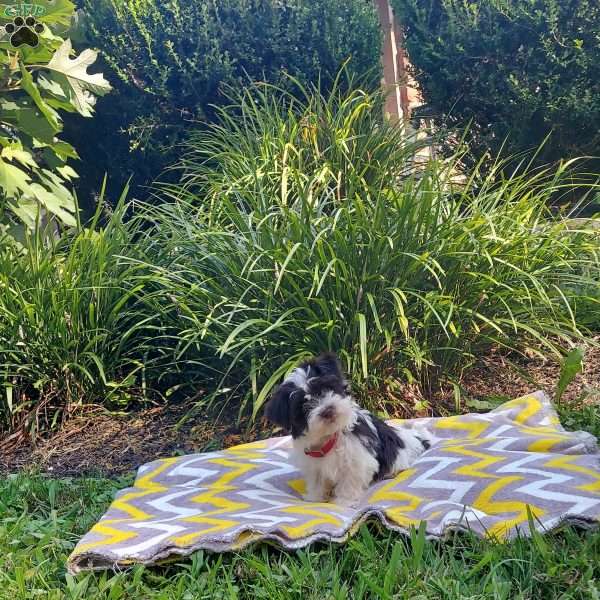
[2,404,600,600]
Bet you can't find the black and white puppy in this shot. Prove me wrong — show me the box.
[265,353,433,506]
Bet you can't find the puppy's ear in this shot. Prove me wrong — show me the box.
[312,352,344,379]
[307,373,347,397]
[307,353,349,396]
[264,382,296,430]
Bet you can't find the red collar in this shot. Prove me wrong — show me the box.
[304,432,338,458]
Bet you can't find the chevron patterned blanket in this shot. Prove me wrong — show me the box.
[68,392,600,572]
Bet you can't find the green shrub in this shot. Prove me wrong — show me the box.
[144,80,600,417]
[71,0,382,202]
[4,78,600,434]
[0,0,111,242]
[0,190,162,435]
[0,185,237,435]
[391,0,600,169]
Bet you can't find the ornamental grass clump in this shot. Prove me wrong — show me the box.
[142,80,600,415]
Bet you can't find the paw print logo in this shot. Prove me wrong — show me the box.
[4,16,44,48]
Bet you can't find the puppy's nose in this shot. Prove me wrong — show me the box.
[320,405,336,421]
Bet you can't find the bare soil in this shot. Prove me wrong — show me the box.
[1,344,599,478]
[0,400,273,478]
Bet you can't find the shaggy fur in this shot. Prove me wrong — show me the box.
[264,353,434,506]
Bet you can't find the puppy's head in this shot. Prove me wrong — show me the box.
[265,353,355,441]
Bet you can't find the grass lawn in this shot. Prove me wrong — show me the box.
[2,405,600,600]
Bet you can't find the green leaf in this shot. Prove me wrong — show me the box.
[357,313,368,379]
[46,39,111,117]
[252,360,297,419]
[41,146,66,169]
[57,164,78,179]
[0,156,31,196]
[0,97,56,143]
[52,140,79,160]
[20,64,60,132]
[555,348,584,404]
[1,144,37,169]
[32,0,76,27]
[29,180,76,226]
[8,195,39,227]
[37,74,70,101]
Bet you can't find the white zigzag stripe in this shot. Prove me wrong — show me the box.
[497,454,600,513]
[271,436,292,449]
[146,489,205,517]
[435,507,489,529]
[113,523,187,557]
[487,425,516,438]
[408,456,476,511]
[167,456,221,483]
[476,413,506,423]
[271,449,291,459]
[421,500,486,515]
[487,438,527,451]
[232,489,301,524]
[244,459,299,492]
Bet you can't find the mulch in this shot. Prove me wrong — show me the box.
[458,342,600,405]
[1,343,599,478]
[0,400,271,478]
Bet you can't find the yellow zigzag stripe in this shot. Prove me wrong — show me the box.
[73,523,139,554]
[73,457,184,554]
[224,442,268,460]
[369,468,420,505]
[200,457,258,492]
[444,440,505,478]
[502,395,543,426]
[442,431,569,454]
[473,475,544,538]
[369,468,422,528]
[288,478,306,496]
[173,517,241,546]
[544,455,600,494]
[280,506,344,537]
[110,457,180,521]
[434,416,489,440]
[525,432,571,453]
[172,457,255,545]
[514,414,569,451]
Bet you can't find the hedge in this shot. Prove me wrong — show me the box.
[69,0,382,203]
[392,0,600,168]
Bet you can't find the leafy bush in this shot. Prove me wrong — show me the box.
[0,0,111,241]
[3,80,599,435]
[391,0,600,168]
[147,80,600,417]
[0,190,160,434]
[72,0,382,201]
